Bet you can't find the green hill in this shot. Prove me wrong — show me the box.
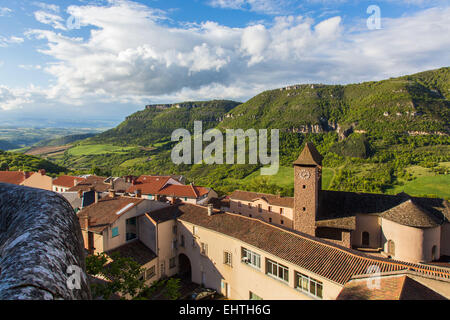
[33,133,97,147]
[86,100,241,147]
[0,149,67,175]
[53,68,450,198]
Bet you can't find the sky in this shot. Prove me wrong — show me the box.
[0,0,449,128]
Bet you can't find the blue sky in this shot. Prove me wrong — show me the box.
[0,0,449,128]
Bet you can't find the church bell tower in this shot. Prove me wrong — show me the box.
[293,142,323,236]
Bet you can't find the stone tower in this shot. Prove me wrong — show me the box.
[293,142,323,236]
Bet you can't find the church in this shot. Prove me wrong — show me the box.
[230,142,450,264]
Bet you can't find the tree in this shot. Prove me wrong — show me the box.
[86,252,146,300]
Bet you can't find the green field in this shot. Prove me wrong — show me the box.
[120,157,150,167]
[387,175,450,199]
[240,166,335,190]
[67,144,138,156]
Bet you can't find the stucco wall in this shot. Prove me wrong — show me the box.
[440,223,450,257]
[381,218,441,263]
[229,199,294,229]
[176,220,343,300]
[353,214,381,248]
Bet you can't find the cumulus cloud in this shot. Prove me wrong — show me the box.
[0,7,12,16]
[0,86,36,111]
[4,0,450,114]
[209,0,292,14]
[34,10,67,30]
[0,36,24,47]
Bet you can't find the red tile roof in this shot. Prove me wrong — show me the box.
[176,203,450,285]
[337,274,447,300]
[127,176,171,195]
[68,175,110,193]
[230,190,294,208]
[77,196,144,233]
[158,184,210,198]
[53,175,86,188]
[0,171,29,185]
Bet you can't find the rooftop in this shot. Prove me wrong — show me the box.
[77,196,143,233]
[337,273,447,300]
[176,203,450,285]
[53,175,86,188]
[105,240,157,266]
[229,190,294,208]
[293,142,323,166]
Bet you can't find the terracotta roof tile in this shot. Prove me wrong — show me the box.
[337,274,447,300]
[77,196,144,233]
[0,171,28,185]
[105,240,157,266]
[176,203,450,285]
[230,190,294,208]
[53,175,86,188]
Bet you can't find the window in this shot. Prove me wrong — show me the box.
[145,266,155,279]
[111,227,119,238]
[241,247,261,269]
[184,197,188,201]
[295,272,323,299]
[269,218,272,223]
[387,240,395,256]
[280,208,284,215]
[362,231,370,247]
[268,206,272,212]
[303,185,306,189]
[281,220,284,225]
[266,259,289,283]
[249,292,263,300]
[126,232,137,241]
[200,242,208,256]
[180,235,185,247]
[172,225,177,234]
[258,204,262,213]
[172,239,178,250]
[249,214,252,217]
[169,257,176,269]
[224,251,232,267]
[432,245,438,260]
[303,207,306,211]
[126,217,136,225]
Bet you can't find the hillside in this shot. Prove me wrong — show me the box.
[33,133,97,147]
[51,68,450,198]
[0,149,67,175]
[86,100,241,147]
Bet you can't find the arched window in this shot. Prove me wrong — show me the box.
[362,231,370,247]
[432,245,437,261]
[387,240,395,256]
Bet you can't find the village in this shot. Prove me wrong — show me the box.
[1,143,449,300]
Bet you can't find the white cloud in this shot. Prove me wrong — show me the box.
[0,86,35,111]
[34,10,67,30]
[209,0,292,14]
[3,0,448,113]
[0,36,24,47]
[0,7,12,17]
[34,2,60,13]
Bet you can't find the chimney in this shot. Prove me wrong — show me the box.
[109,189,116,198]
[207,204,214,216]
[136,189,142,198]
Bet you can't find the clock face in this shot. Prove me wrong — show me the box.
[298,169,310,180]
